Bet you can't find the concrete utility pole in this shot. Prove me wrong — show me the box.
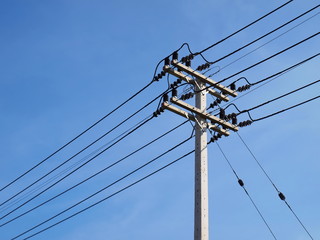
[160,53,238,240]
[194,80,209,240]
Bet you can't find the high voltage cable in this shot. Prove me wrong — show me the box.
[0,121,188,227]
[0,115,155,221]
[0,88,167,209]
[0,115,154,213]
[236,133,315,239]
[250,53,320,86]
[197,33,319,94]
[0,81,154,193]
[213,53,320,111]
[218,31,320,84]
[203,4,320,67]
[214,141,277,240]
[195,0,294,55]
[253,95,320,122]
[205,11,320,77]
[11,138,195,240]
[236,79,320,117]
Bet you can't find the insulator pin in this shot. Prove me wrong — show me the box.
[172,51,178,61]
[172,88,178,97]
[164,57,170,66]
[163,94,169,102]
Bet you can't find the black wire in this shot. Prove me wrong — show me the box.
[251,53,320,86]
[0,115,153,213]
[196,0,294,55]
[0,115,155,221]
[11,140,195,240]
[238,79,320,115]
[237,132,315,239]
[0,81,154,193]
[253,95,320,122]
[206,4,320,66]
[218,31,320,84]
[0,87,169,210]
[0,120,188,227]
[196,32,319,95]
[215,142,278,240]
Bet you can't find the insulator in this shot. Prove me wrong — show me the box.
[214,135,219,141]
[181,94,185,100]
[172,88,178,97]
[189,92,194,98]
[157,73,162,79]
[188,54,194,60]
[173,81,178,87]
[181,57,186,63]
[164,57,170,66]
[205,63,211,69]
[154,76,159,81]
[219,108,225,119]
[278,192,286,201]
[245,84,250,90]
[237,86,243,92]
[210,137,215,143]
[238,179,244,187]
[153,112,158,117]
[230,82,236,91]
[160,106,164,112]
[177,79,182,84]
[246,120,252,126]
[161,71,166,77]
[217,99,222,104]
[232,116,237,125]
[217,133,222,139]
[156,109,161,115]
[170,83,175,89]
[163,94,169,102]
[186,60,191,67]
[172,51,178,61]
[239,122,243,127]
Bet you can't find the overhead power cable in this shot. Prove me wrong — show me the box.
[236,79,320,117]
[215,142,277,240]
[195,0,294,55]
[0,115,153,213]
[0,81,154,193]
[11,139,195,240]
[204,11,320,76]
[0,115,155,221]
[219,31,320,84]
[253,95,320,122]
[201,4,320,68]
[198,33,319,95]
[237,133,315,239]
[0,120,188,227]
[0,87,169,210]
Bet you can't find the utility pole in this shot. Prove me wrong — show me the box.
[194,80,209,240]
[157,52,238,240]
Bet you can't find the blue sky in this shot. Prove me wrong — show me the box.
[0,0,319,239]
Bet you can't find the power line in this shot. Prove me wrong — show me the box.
[0,120,188,227]
[237,79,320,117]
[197,32,319,95]
[11,138,195,240]
[0,115,155,220]
[199,4,320,69]
[253,95,320,122]
[0,88,165,209]
[236,132,315,239]
[215,142,278,240]
[195,0,294,55]
[206,11,320,77]
[0,115,153,213]
[0,81,154,193]
[218,31,320,84]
